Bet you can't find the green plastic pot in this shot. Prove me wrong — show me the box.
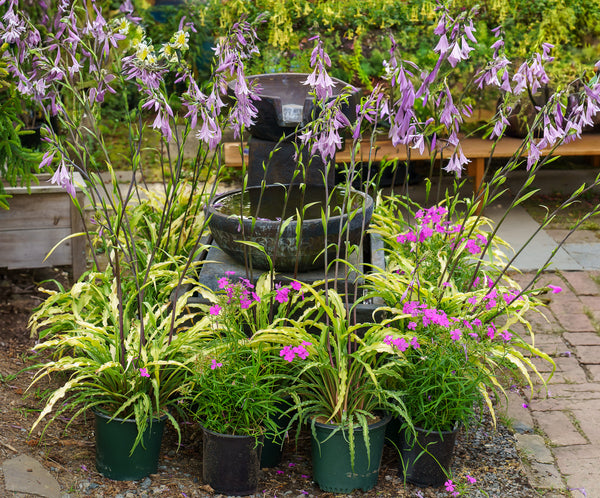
[311,413,391,493]
[94,410,166,481]
[201,425,263,496]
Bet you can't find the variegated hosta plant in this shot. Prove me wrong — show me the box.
[364,194,557,431]
[27,263,212,451]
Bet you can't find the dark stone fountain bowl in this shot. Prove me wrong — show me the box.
[206,185,374,273]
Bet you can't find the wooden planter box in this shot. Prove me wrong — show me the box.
[0,173,86,279]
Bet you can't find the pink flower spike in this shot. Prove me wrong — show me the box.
[290,280,302,291]
[139,367,150,378]
[548,284,562,294]
[209,304,221,316]
[466,474,477,484]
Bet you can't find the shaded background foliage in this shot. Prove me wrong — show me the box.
[2,0,600,189]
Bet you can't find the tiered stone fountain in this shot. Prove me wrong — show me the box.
[199,73,377,289]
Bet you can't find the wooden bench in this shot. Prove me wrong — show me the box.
[223,134,600,194]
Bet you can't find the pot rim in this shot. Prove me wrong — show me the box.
[206,184,374,227]
[93,407,167,424]
[313,412,392,432]
[200,424,265,441]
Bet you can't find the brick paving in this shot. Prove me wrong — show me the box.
[503,270,600,497]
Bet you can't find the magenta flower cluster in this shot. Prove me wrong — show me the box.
[395,206,487,256]
[384,334,420,352]
[280,341,312,362]
[398,296,517,345]
[445,475,477,497]
[210,272,303,317]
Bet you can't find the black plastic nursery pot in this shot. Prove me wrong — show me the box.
[260,398,294,468]
[201,426,263,496]
[393,421,459,487]
[94,410,166,481]
[311,414,391,493]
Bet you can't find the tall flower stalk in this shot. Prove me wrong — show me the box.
[0,0,263,362]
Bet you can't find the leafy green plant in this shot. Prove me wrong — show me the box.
[189,342,284,439]
[0,54,43,209]
[252,284,411,468]
[27,263,211,450]
[364,199,557,430]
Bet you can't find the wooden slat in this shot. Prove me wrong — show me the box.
[223,134,600,167]
[0,227,72,269]
[0,192,71,230]
[0,173,87,275]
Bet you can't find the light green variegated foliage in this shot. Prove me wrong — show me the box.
[27,262,214,451]
[252,282,412,471]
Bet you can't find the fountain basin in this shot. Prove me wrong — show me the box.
[206,185,374,272]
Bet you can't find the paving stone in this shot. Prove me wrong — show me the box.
[550,356,589,384]
[2,454,61,498]
[551,300,596,332]
[579,295,600,329]
[515,434,554,464]
[563,332,600,346]
[525,334,568,357]
[532,410,587,446]
[521,461,565,491]
[584,364,600,382]
[553,445,600,498]
[561,271,600,296]
[570,409,600,445]
[529,386,600,411]
[497,391,534,433]
[573,345,600,365]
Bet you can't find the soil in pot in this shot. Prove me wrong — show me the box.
[94,410,166,481]
[310,414,391,493]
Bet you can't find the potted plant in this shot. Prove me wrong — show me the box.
[2,0,263,480]
[188,341,284,496]
[27,262,211,480]
[252,282,411,494]
[186,272,299,495]
[365,197,557,486]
